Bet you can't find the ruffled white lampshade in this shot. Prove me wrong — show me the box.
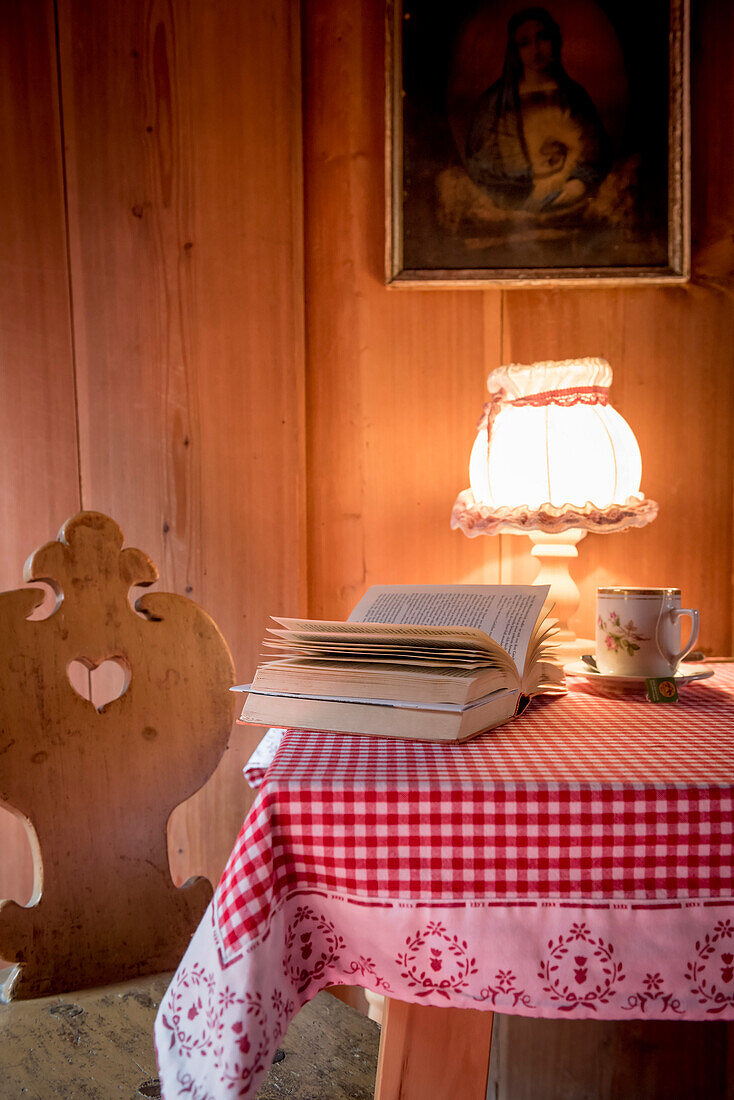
[452,358,658,537]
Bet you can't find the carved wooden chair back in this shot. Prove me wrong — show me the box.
[0,512,236,1001]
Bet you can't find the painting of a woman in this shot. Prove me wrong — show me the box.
[392,0,685,280]
[464,7,612,213]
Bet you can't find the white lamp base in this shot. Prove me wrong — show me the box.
[553,636,596,666]
[529,529,594,668]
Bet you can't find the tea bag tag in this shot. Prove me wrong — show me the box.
[646,676,679,704]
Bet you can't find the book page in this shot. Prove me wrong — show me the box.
[270,621,492,642]
[243,685,516,714]
[346,584,549,672]
[262,646,498,669]
[267,622,511,664]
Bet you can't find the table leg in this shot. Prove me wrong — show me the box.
[374,997,493,1100]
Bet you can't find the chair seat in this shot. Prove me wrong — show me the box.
[1,980,379,1099]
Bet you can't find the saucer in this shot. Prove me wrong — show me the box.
[565,658,714,690]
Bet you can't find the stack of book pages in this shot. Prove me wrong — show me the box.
[237,584,564,743]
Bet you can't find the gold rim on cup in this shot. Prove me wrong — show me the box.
[597,587,681,596]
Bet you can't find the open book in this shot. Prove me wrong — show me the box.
[237,585,564,743]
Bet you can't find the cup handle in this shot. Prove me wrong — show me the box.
[656,608,700,667]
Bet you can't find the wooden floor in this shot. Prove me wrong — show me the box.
[0,972,171,1098]
[0,975,379,1099]
[257,991,379,1100]
[3,974,732,1099]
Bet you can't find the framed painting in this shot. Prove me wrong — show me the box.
[386,0,689,286]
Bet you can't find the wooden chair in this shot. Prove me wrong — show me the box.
[0,511,237,1001]
[0,512,382,1098]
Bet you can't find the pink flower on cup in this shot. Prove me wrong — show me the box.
[598,613,649,657]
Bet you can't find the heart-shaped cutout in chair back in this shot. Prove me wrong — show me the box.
[67,657,130,712]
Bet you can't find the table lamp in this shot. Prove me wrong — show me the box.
[451,358,658,661]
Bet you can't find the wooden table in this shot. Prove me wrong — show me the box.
[156,665,734,1098]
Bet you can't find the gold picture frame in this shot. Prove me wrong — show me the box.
[386,0,689,287]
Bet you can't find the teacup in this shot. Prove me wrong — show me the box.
[595,587,700,678]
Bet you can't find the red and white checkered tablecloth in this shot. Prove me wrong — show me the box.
[156,666,734,1099]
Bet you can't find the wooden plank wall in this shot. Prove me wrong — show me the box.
[495,0,734,649]
[301,0,734,1095]
[303,5,503,622]
[304,0,733,653]
[0,0,80,907]
[0,0,306,902]
[2,0,733,1090]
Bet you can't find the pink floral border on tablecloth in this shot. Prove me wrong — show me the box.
[156,891,734,1098]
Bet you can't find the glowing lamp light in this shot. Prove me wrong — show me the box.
[452,358,658,659]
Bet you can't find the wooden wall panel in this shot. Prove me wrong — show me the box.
[690,0,734,284]
[487,1015,729,1100]
[500,285,734,654]
[492,0,734,1094]
[55,0,306,885]
[302,0,734,1090]
[303,0,733,657]
[303,2,502,626]
[499,0,734,657]
[0,0,80,906]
